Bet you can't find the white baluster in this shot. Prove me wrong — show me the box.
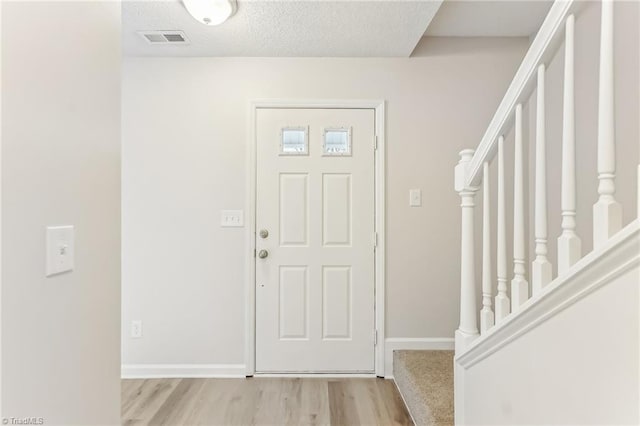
[593,0,622,247]
[558,14,582,275]
[454,149,479,352]
[495,136,510,322]
[511,104,529,311]
[480,162,494,334]
[532,64,552,295]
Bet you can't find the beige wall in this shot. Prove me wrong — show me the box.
[122,37,529,367]
[1,2,121,424]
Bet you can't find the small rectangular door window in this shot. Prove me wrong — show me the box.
[281,127,309,155]
[323,128,351,156]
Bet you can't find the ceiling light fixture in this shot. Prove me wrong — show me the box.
[182,0,237,26]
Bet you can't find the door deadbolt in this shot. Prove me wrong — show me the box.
[259,229,269,239]
[258,249,269,259]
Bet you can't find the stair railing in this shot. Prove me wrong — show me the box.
[454,0,636,354]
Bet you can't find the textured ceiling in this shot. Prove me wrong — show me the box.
[425,0,553,37]
[123,0,443,57]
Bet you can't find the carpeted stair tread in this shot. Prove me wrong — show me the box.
[393,350,454,426]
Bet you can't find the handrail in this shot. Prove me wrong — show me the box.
[465,0,583,187]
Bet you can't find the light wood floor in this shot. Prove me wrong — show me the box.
[122,377,413,426]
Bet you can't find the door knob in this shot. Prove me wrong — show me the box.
[258,249,269,259]
[259,229,269,239]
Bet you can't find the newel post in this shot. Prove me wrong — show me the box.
[455,149,479,353]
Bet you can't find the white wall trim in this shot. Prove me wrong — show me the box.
[121,364,246,379]
[457,219,640,369]
[384,337,455,378]
[246,99,386,377]
[245,102,258,376]
[373,101,386,377]
[0,0,3,415]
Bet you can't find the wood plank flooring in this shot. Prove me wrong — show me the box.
[122,377,413,426]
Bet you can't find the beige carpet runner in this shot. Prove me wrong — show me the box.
[393,350,454,426]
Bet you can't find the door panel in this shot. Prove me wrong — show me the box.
[255,108,375,373]
[322,174,352,246]
[279,173,309,246]
[279,266,308,339]
[322,266,352,339]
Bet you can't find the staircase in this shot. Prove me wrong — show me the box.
[393,350,454,426]
[391,2,637,424]
[451,0,639,424]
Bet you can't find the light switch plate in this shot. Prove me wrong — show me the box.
[221,210,244,227]
[46,225,75,276]
[409,189,422,207]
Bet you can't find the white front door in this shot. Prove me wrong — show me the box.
[255,108,376,373]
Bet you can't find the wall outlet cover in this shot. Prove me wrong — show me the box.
[131,320,143,338]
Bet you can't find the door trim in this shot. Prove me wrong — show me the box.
[246,99,386,376]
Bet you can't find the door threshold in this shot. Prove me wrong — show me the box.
[254,372,378,378]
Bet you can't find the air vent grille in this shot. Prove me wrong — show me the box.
[163,34,186,42]
[139,31,189,45]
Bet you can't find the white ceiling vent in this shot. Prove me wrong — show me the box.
[138,31,190,45]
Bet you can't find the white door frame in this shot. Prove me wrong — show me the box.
[0,0,3,409]
[245,99,386,377]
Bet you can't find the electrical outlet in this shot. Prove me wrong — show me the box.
[131,320,143,338]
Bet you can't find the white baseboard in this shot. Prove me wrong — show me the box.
[384,337,454,378]
[122,338,455,379]
[121,363,246,379]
